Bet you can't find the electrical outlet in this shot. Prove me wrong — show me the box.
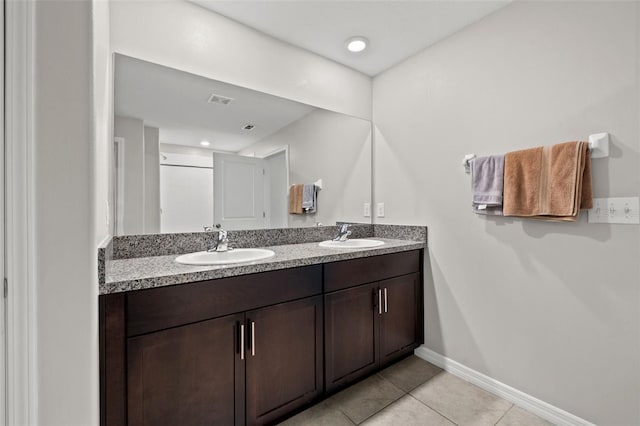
[588,197,640,224]
[376,202,385,218]
[363,203,371,217]
[588,199,604,223]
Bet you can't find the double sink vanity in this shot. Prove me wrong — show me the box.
[99,224,426,426]
[107,51,426,426]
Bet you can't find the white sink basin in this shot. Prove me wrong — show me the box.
[175,248,275,265]
[318,239,385,249]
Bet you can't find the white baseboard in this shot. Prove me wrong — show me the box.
[414,347,596,426]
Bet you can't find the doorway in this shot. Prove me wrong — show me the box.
[263,147,289,229]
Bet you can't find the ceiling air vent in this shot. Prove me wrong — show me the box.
[207,93,234,105]
[242,124,255,131]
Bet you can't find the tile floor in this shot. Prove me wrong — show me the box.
[281,356,554,426]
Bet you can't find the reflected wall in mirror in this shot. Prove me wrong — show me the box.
[113,54,372,235]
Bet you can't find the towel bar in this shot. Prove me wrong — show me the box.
[462,154,476,173]
[588,133,609,158]
[462,133,609,173]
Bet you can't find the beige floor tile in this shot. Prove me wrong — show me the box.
[361,395,456,426]
[279,400,355,426]
[497,406,555,426]
[326,374,405,424]
[410,372,512,426]
[378,355,443,392]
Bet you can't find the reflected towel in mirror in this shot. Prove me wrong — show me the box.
[302,184,317,213]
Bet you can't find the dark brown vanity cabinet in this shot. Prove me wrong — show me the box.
[100,265,323,426]
[100,249,423,426]
[324,251,423,393]
[245,296,323,425]
[127,313,245,426]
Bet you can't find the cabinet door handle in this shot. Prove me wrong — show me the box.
[378,289,382,315]
[384,288,388,313]
[251,321,256,356]
[240,323,245,360]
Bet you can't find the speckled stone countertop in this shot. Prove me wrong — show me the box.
[102,237,425,295]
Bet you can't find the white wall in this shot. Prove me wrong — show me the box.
[33,1,100,424]
[373,2,640,425]
[160,142,217,163]
[114,116,145,234]
[110,0,371,120]
[241,109,372,227]
[92,0,111,249]
[144,126,161,233]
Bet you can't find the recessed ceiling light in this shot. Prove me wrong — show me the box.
[200,140,211,147]
[346,36,368,53]
[242,124,255,131]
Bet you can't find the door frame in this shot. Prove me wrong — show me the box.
[0,0,6,423]
[5,1,38,424]
[113,137,125,235]
[261,145,290,190]
[261,145,290,228]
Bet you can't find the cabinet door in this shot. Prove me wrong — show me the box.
[245,296,323,426]
[128,313,245,426]
[325,283,379,393]
[379,273,421,366]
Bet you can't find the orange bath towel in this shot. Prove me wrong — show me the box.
[288,184,304,214]
[503,141,592,221]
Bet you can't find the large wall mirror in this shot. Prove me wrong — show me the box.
[113,54,372,235]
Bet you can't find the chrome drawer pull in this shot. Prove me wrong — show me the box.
[240,324,245,360]
[251,321,256,356]
[384,288,388,313]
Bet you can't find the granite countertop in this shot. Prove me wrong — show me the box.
[102,238,425,295]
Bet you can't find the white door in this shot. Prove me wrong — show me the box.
[160,164,214,233]
[213,153,265,230]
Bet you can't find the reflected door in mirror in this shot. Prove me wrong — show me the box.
[214,153,266,230]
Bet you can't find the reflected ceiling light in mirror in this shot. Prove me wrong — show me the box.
[345,36,368,53]
[200,140,211,147]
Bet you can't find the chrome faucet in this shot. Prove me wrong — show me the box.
[205,224,230,252]
[333,224,352,242]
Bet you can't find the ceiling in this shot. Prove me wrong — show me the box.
[192,0,511,76]
[114,54,316,151]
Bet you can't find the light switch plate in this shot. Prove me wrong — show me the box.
[363,203,371,217]
[588,197,640,224]
[377,202,385,218]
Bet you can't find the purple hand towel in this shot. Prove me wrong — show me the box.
[470,155,504,216]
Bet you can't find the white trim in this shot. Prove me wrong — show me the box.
[5,1,38,425]
[415,347,595,426]
[0,0,6,424]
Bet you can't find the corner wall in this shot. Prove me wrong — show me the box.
[372,2,640,424]
[240,109,371,227]
[34,1,99,424]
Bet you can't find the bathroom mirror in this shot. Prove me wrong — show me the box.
[113,54,372,235]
